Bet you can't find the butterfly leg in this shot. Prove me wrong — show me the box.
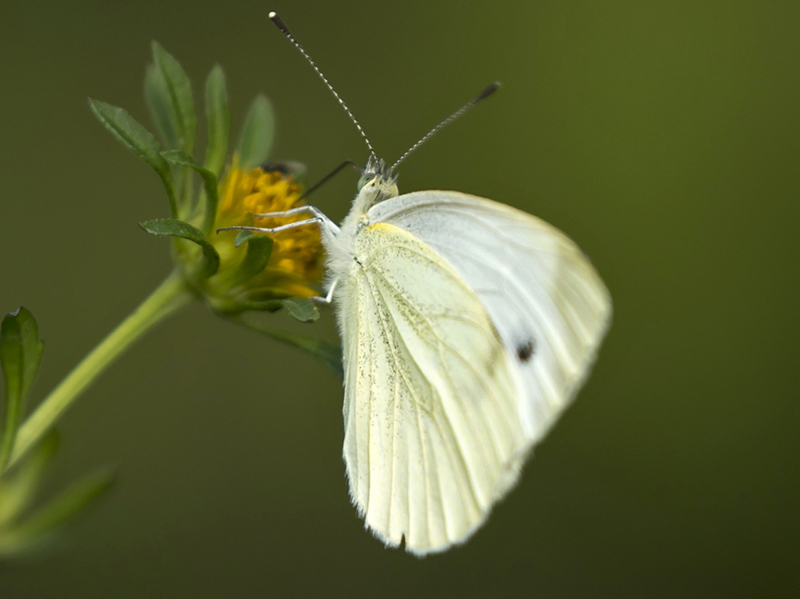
[217,217,324,235]
[310,278,338,305]
[248,205,340,237]
[217,207,340,237]
[250,206,319,219]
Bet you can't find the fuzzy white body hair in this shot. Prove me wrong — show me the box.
[321,176,400,300]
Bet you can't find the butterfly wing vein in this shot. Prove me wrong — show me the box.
[369,191,613,442]
[340,223,529,554]
[339,191,612,555]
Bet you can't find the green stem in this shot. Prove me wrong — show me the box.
[2,271,194,474]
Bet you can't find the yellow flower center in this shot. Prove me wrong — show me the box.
[214,162,324,298]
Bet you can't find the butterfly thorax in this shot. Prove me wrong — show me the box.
[323,158,400,293]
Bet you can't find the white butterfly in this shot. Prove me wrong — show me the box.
[243,13,612,555]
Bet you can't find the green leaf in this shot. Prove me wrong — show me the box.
[237,94,275,169]
[89,99,168,173]
[140,218,220,278]
[149,43,197,213]
[218,231,274,289]
[281,297,319,323]
[151,42,196,155]
[144,64,181,150]
[0,466,115,559]
[0,308,45,471]
[161,150,219,236]
[231,314,342,377]
[225,300,284,312]
[1,308,43,409]
[0,431,58,529]
[233,230,253,248]
[204,65,230,177]
[207,231,282,312]
[89,99,178,217]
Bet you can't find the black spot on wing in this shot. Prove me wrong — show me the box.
[516,339,535,363]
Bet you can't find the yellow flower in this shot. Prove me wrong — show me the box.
[206,160,324,308]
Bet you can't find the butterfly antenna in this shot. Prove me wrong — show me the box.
[269,11,378,163]
[298,160,362,201]
[390,82,501,172]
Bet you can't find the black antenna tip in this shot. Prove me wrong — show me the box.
[269,11,287,30]
[477,81,502,102]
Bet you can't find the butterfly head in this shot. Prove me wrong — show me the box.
[356,157,399,206]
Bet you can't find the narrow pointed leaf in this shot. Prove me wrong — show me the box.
[231,314,342,377]
[89,99,178,217]
[214,231,274,289]
[0,308,45,471]
[204,65,230,177]
[89,100,168,174]
[281,297,319,323]
[227,300,283,312]
[237,94,275,169]
[0,431,59,528]
[144,64,181,149]
[161,150,219,235]
[140,218,220,277]
[219,231,273,287]
[233,230,254,248]
[150,43,197,212]
[151,42,196,154]
[0,467,116,558]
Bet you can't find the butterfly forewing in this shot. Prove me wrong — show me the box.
[369,191,613,445]
[339,222,530,554]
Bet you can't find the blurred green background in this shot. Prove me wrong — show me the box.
[1,0,799,596]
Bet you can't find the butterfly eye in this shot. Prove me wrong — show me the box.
[357,173,374,191]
